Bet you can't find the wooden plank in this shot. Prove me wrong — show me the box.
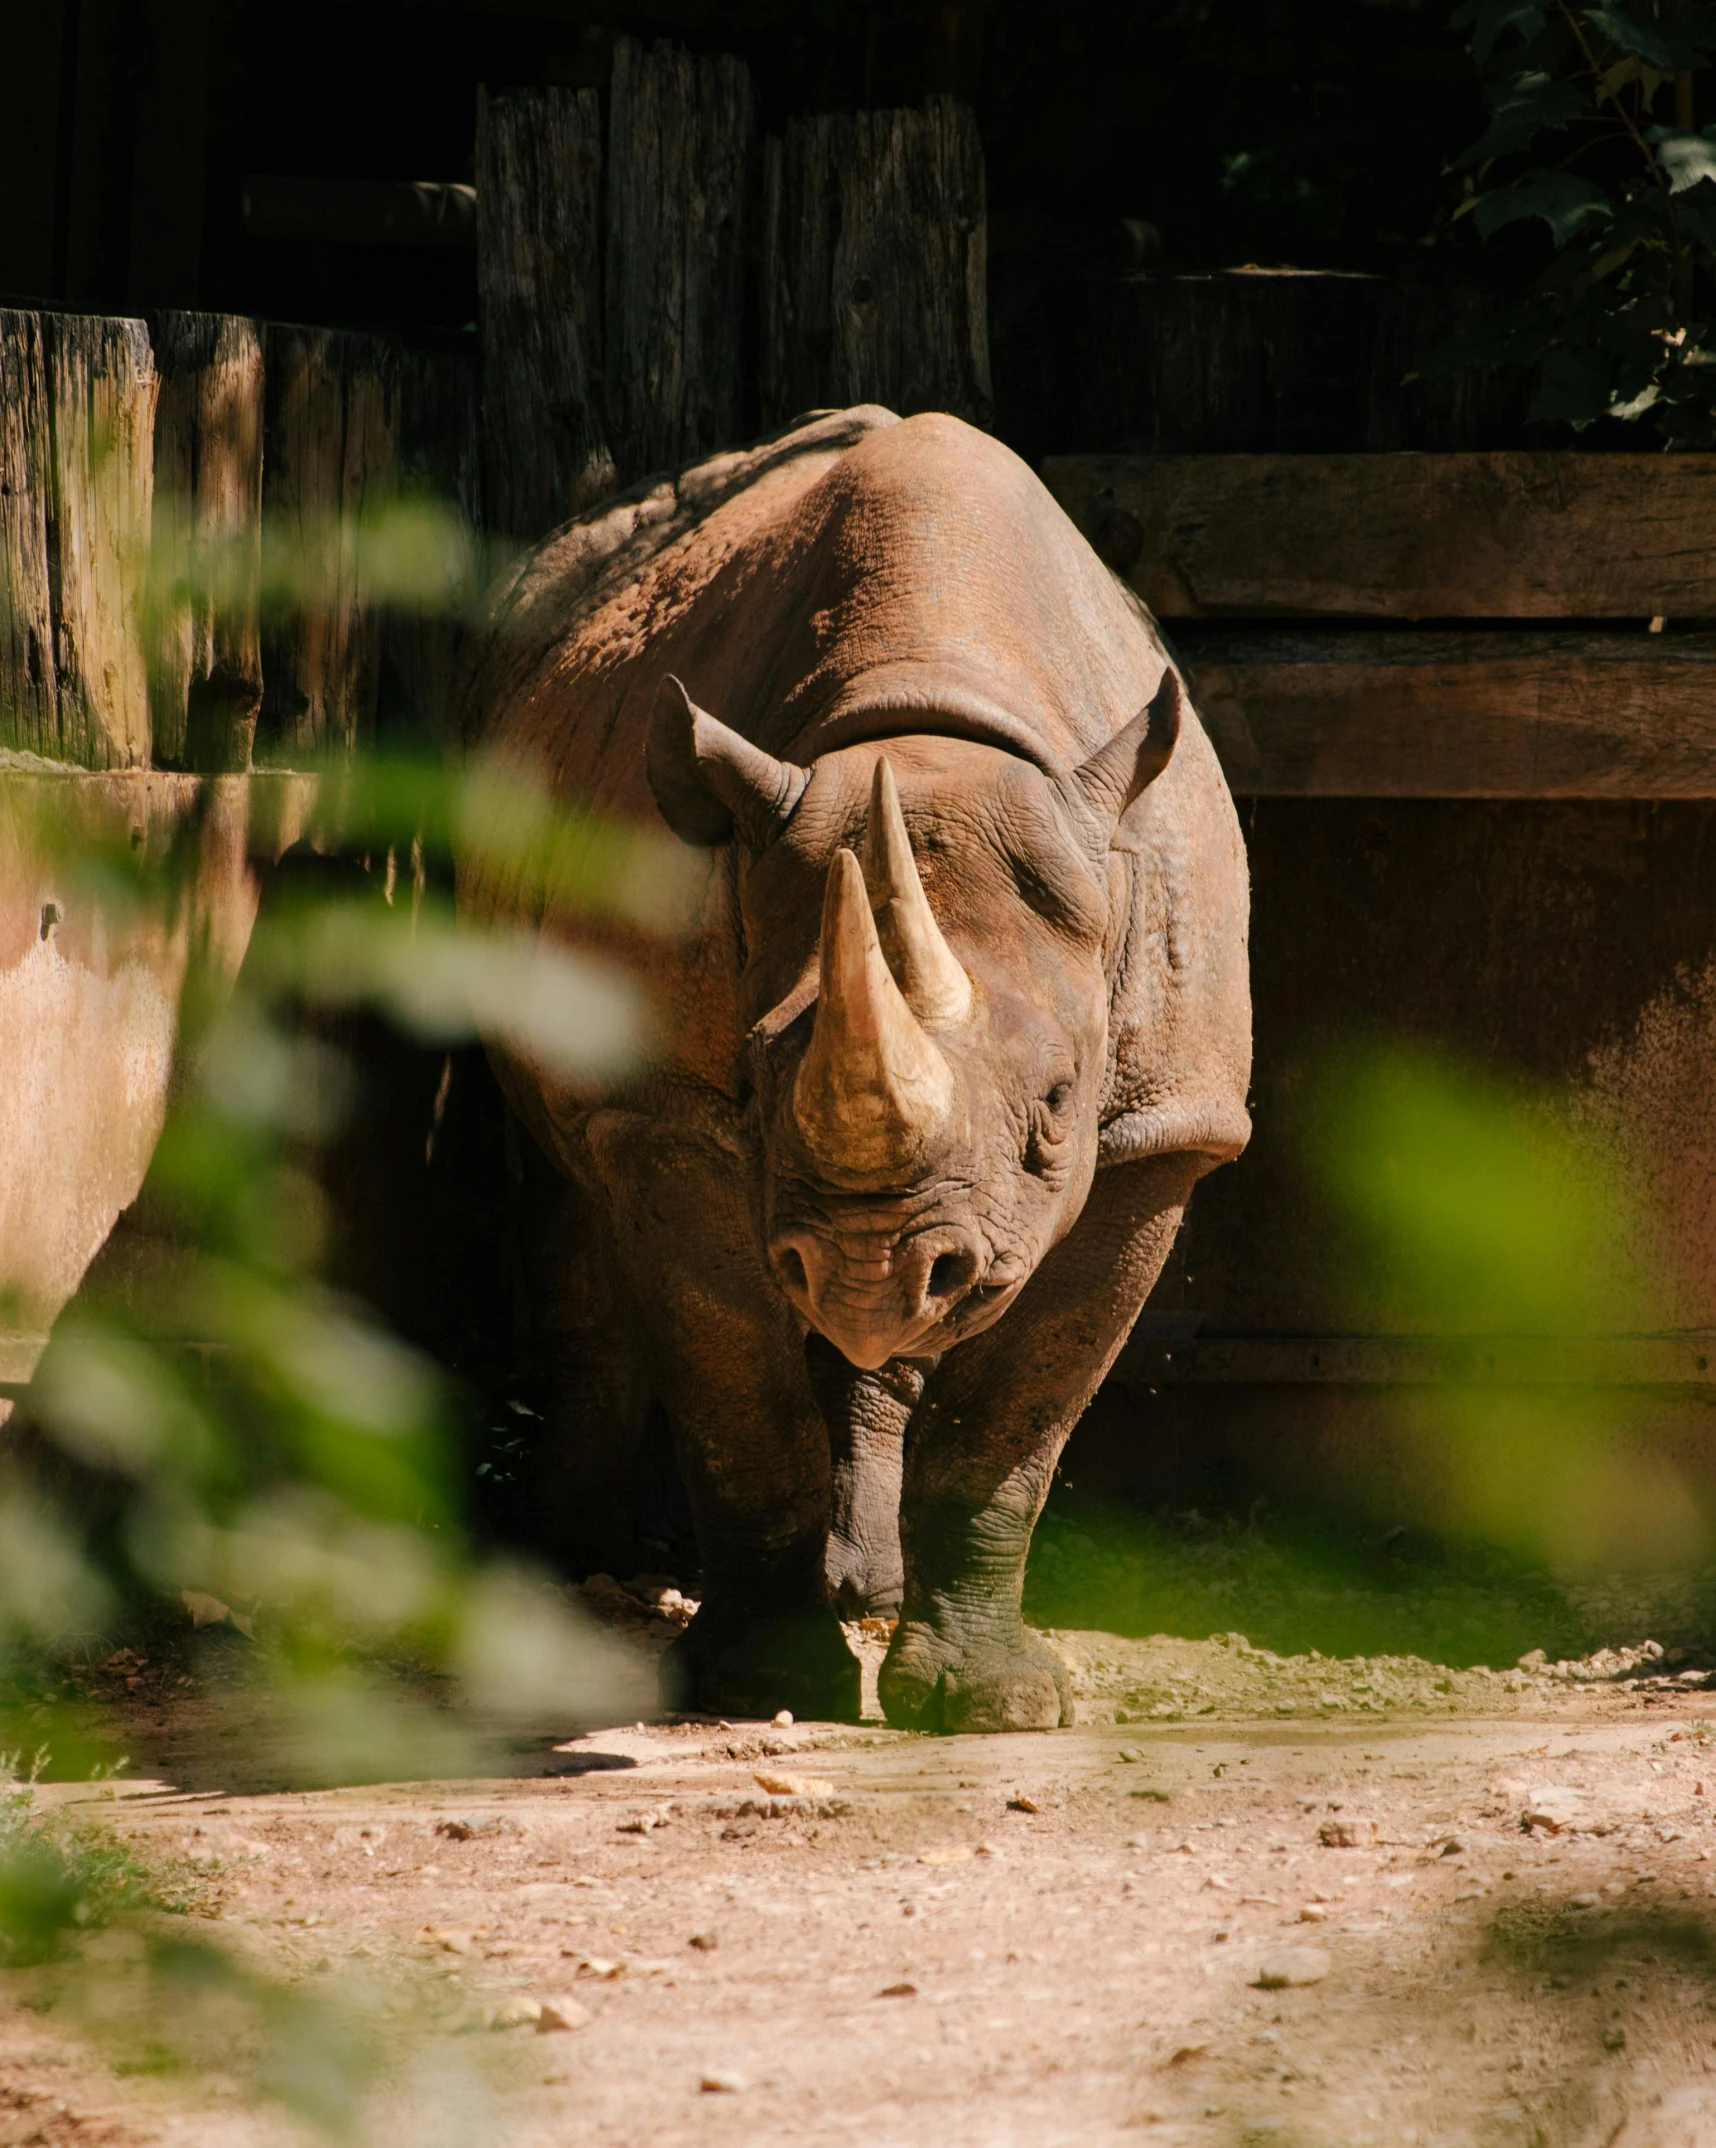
[1044,452,1716,622]
[604,37,755,484]
[475,85,612,543]
[1180,629,1716,798]
[381,344,481,747]
[0,311,58,757]
[44,313,158,769]
[258,324,399,763]
[761,98,991,429]
[148,311,264,773]
[1115,1331,1716,1388]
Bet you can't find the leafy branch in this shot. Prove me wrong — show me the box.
[1430,0,1716,440]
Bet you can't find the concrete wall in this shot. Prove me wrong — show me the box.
[0,768,300,1379]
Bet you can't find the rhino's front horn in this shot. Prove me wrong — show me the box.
[861,758,972,1028]
[793,849,957,1177]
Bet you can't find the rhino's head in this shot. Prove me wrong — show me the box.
[647,672,1180,1370]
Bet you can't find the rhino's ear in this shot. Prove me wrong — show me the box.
[1066,671,1181,844]
[646,675,811,849]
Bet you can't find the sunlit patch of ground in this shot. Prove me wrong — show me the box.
[8,1650,1716,2145]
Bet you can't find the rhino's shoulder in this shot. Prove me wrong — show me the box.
[457,407,899,746]
[1098,707,1253,1169]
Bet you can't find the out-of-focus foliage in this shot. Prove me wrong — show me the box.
[0,1752,176,1968]
[1299,1040,1708,1571]
[0,474,688,2132]
[0,735,681,1777]
[1428,0,1716,438]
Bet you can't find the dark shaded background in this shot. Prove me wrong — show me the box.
[0,1,1488,373]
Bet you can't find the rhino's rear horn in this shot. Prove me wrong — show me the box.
[793,849,956,1177]
[646,675,811,849]
[860,757,972,1028]
[1067,670,1181,841]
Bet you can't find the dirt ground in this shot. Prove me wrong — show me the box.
[8,1625,1716,2148]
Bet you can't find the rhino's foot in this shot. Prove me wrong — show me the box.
[878,1620,1073,1733]
[662,1606,861,1724]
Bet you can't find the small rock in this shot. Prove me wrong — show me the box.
[1007,1795,1041,1814]
[415,1925,480,1955]
[771,1710,794,1728]
[1130,1787,1172,1803]
[1254,1946,1331,1989]
[489,1997,542,2031]
[1318,1820,1362,1849]
[918,1845,975,1866]
[1299,1905,1328,1923]
[879,1981,918,1998]
[689,1931,718,1952]
[753,1771,835,1798]
[1439,1837,1465,1857]
[1118,1747,1143,1763]
[700,2069,748,2093]
[575,1957,625,1981]
[535,1996,590,2033]
[1603,2024,1627,2052]
[436,1816,510,1842]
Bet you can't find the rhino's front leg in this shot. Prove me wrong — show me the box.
[585,1109,860,1722]
[879,1152,1203,1733]
[805,1338,930,1617]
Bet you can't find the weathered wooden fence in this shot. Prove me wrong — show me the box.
[1047,450,1716,798]
[0,40,995,1404]
[0,45,992,769]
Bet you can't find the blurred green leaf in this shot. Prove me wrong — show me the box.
[1457,71,1588,166]
[1582,3,1700,70]
[1451,0,1548,66]
[1475,170,1614,243]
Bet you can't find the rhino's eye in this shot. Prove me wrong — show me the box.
[1025,1084,1076,1176]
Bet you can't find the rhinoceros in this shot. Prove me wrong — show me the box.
[458,407,1251,1730]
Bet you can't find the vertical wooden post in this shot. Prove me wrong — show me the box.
[381,345,482,748]
[0,312,57,757]
[148,311,264,773]
[44,312,157,769]
[475,86,612,544]
[604,39,756,484]
[258,325,399,764]
[761,99,991,430]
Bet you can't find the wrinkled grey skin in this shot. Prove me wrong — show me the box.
[459,409,1252,1731]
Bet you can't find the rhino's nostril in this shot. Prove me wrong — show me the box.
[927,1248,981,1304]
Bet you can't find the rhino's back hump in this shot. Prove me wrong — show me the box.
[466,408,1168,823]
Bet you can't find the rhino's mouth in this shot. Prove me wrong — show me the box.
[768,1211,1029,1370]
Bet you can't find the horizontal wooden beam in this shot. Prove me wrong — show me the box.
[1113,1332,1716,1388]
[1179,628,1716,797]
[1043,452,1716,621]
